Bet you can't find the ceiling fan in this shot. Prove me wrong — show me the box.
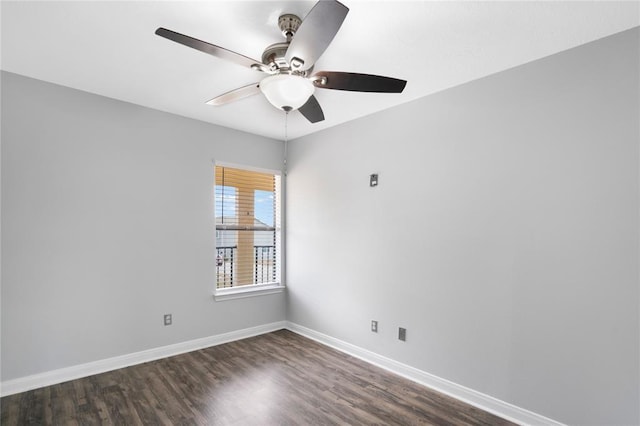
[155,0,407,123]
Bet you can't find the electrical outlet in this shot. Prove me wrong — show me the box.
[164,314,172,326]
[371,320,378,333]
[398,327,406,341]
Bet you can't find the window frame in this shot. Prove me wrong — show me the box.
[212,161,284,301]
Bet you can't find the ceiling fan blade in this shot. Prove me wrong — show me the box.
[313,71,407,93]
[284,0,349,71]
[205,83,261,106]
[155,27,265,71]
[298,95,325,123]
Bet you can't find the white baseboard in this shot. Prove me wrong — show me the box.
[285,321,564,426]
[1,319,564,426]
[0,320,287,397]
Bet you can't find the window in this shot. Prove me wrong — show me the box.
[214,164,282,299]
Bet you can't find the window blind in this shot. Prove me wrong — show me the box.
[215,165,280,288]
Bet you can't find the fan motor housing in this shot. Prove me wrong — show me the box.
[261,14,307,73]
[262,42,311,75]
[262,42,290,70]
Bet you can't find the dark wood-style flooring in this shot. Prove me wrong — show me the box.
[1,330,515,425]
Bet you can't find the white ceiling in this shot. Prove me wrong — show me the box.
[1,1,638,141]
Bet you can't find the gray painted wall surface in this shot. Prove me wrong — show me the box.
[1,72,285,380]
[2,28,639,425]
[286,28,639,425]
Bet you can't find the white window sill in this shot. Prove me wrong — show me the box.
[214,283,285,301]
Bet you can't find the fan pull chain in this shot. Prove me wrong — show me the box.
[284,110,289,177]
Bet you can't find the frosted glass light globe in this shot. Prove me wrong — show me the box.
[260,74,315,111]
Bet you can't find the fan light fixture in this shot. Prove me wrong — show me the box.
[259,74,314,112]
[155,0,407,123]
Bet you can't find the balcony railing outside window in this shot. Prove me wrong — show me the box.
[216,245,276,288]
[216,246,236,288]
[254,245,276,284]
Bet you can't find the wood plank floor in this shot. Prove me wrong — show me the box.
[1,330,516,425]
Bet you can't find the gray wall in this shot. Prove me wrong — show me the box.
[286,28,639,425]
[2,27,639,425]
[1,71,285,380]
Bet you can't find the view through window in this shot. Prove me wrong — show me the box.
[215,165,281,289]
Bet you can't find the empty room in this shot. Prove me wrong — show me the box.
[1,1,639,425]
